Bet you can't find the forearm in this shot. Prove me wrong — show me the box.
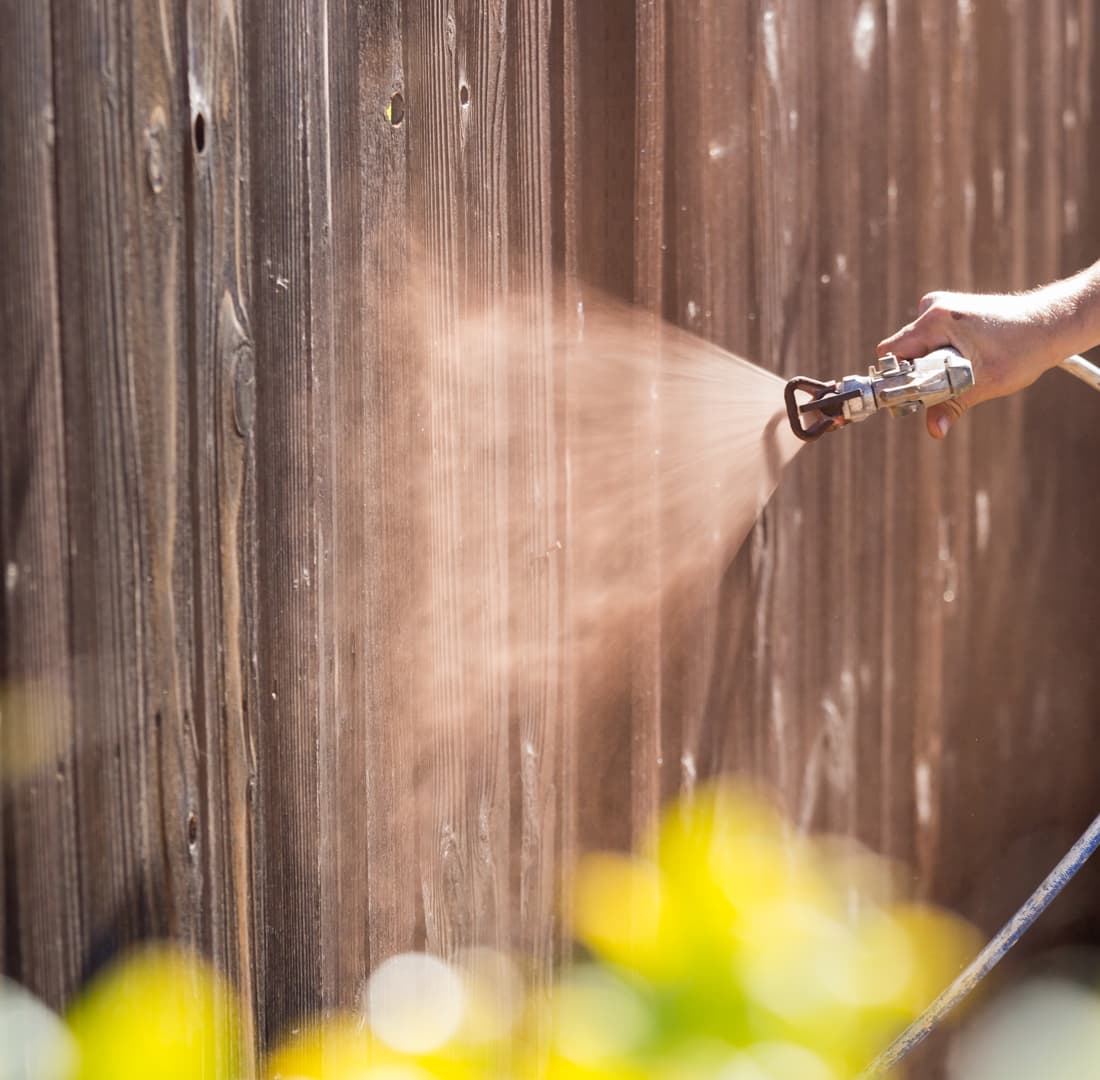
[1033,259,1100,362]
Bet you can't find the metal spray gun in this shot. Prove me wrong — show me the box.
[785,346,1100,442]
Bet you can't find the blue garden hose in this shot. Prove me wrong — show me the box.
[859,809,1100,1077]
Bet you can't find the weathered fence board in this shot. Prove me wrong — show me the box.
[1,0,81,1006]
[187,0,256,1053]
[4,1,1100,1072]
[245,0,335,1040]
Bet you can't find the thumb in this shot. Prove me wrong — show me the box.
[926,398,967,440]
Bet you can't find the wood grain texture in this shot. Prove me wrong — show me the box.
[47,0,194,992]
[562,0,637,861]
[323,0,379,1015]
[663,0,755,799]
[505,0,562,992]
[0,0,82,1008]
[630,0,665,858]
[244,0,329,1040]
[4,2,1100,1075]
[403,0,500,964]
[358,0,420,978]
[186,0,258,1062]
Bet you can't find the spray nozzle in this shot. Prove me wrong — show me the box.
[784,347,975,442]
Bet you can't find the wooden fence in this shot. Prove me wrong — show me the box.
[5,0,1100,1066]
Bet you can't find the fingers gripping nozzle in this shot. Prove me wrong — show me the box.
[784,347,975,442]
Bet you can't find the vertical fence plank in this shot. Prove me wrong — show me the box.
[186,0,258,1059]
[662,0,757,795]
[818,0,860,838]
[402,0,542,968]
[245,0,332,1038]
[746,0,821,824]
[323,0,375,1012]
[0,0,82,1009]
[882,0,943,886]
[127,0,196,966]
[405,0,460,962]
[562,0,638,858]
[630,0,665,847]
[457,0,512,965]
[556,0,581,986]
[46,0,195,986]
[406,0,459,963]
[507,0,563,995]
[360,0,421,974]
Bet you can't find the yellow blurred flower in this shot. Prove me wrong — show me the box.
[564,780,980,1078]
[884,905,981,1018]
[65,944,241,1080]
[51,779,980,1080]
[266,1012,484,1080]
[572,855,665,978]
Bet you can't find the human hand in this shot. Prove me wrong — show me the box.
[876,289,1075,439]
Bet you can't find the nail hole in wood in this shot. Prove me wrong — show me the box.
[193,111,207,154]
[460,83,470,107]
[387,92,405,127]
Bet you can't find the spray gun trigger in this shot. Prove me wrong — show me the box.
[784,376,859,441]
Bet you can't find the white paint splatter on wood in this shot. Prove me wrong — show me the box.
[762,7,780,86]
[852,2,877,70]
[915,761,933,827]
[939,516,958,605]
[975,490,991,553]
